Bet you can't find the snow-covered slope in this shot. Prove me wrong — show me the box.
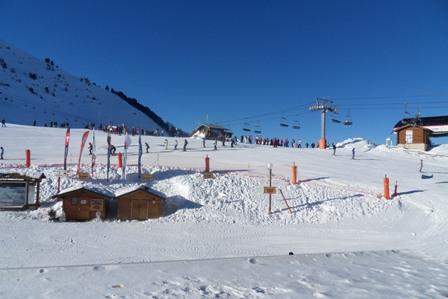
[0,40,166,131]
[1,126,448,298]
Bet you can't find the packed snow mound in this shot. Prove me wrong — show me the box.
[336,138,375,152]
[429,144,448,155]
[0,40,166,131]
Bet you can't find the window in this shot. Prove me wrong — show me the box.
[80,199,87,205]
[71,198,77,205]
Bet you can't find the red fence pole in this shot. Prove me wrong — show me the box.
[25,149,31,168]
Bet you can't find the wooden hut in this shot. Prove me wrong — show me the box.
[393,125,432,151]
[116,185,165,220]
[0,173,46,210]
[55,187,113,221]
[191,123,232,140]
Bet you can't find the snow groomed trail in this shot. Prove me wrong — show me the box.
[0,125,447,298]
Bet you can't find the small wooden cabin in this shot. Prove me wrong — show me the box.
[393,125,431,151]
[0,173,45,210]
[116,185,165,220]
[55,187,112,221]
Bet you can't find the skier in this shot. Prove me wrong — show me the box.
[351,147,355,160]
[202,138,206,148]
[145,142,150,153]
[222,138,225,147]
[1,119,5,127]
[419,159,423,173]
[183,139,188,152]
[305,142,309,148]
[230,138,235,148]
[110,144,117,156]
[174,139,178,150]
[332,144,336,156]
[164,139,168,150]
[214,139,218,151]
[0,147,3,159]
[88,142,93,155]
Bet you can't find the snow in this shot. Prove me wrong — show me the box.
[0,41,163,130]
[1,125,448,298]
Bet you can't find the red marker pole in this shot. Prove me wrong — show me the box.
[117,152,123,168]
[291,162,297,185]
[205,155,210,173]
[25,149,31,168]
[384,175,390,200]
[393,181,398,198]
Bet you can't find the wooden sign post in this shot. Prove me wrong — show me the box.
[263,163,276,214]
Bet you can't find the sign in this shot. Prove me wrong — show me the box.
[90,199,103,211]
[203,172,214,179]
[143,173,152,181]
[264,187,277,194]
[78,172,90,180]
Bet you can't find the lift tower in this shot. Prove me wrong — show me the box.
[309,98,336,149]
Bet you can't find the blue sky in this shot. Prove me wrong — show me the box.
[1,0,448,144]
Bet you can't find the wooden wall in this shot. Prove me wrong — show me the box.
[397,127,428,145]
[60,190,107,221]
[117,190,164,220]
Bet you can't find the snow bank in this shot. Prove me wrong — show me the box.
[335,138,375,152]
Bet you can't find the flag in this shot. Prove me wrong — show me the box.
[91,130,96,176]
[63,128,70,171]
[107,133,111,181]
[138,132,142,178]
[76,131,90,174]
[122,132,132,180]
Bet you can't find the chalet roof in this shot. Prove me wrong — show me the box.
[394,115,448,129]
[54,185,114,199]
[0,173,46,182]
[115,185,166,199]
[194,123,231,132]
[393,124,433,132]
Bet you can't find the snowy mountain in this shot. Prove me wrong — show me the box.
[0,40,179,134]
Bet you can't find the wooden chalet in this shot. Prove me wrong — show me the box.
[393,115,448,151]
[393,125,431,151]
[54,186,113,221]
[0,173,46,210]
[116,185,165,220]
[191,123,232,140]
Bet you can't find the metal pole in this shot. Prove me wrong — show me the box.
[269,168,272,214]
[321,110,326,140]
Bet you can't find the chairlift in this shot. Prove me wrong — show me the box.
[292,120,301,130]
[331,118,341,124]
[254,123,262,134]
[280,116,289,127]
[343,109,353,126]
[242,122,251,132]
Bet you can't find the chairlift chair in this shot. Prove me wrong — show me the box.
[254,123,262,134]
[280,116,289,127]
[331,118,341,124]
[343,109,353,126]
[242,122,251,132]
[292,120,301,130]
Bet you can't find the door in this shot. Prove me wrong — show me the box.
[78,199,91,220]
[132,198,149,220]
[405,130,413,144]
[148,199,161,219]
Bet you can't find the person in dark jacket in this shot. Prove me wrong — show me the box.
[183,139,188,152]
[332,144,336,156]
[145,142,150,153]
[0,147,3,159]
[88,142,93,155]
